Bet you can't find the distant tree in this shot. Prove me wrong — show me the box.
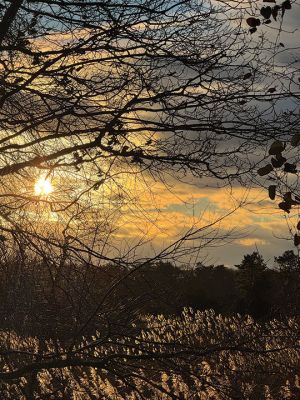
[184,263,238,314]
[236,252,267,273]
[275,250,300,272]
[274,250,300,316]
[235,252,270,318]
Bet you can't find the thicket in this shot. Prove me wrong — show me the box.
[0,249,299,339]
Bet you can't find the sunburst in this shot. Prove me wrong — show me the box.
[34,175,53,196]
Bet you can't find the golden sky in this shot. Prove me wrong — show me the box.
[103,174,297,266]
[1,1,299,267]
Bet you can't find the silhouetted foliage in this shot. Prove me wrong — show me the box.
[275,250,300,272]
[0,249,299,341]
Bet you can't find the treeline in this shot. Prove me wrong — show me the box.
[0,250,299,339]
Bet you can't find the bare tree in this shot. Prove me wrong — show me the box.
[0,0,298,255]
[0,0,299,243]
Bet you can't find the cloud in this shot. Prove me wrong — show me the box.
[108,174,297,264]
[237,238,268,247]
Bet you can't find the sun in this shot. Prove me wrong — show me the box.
[34,175,53,196]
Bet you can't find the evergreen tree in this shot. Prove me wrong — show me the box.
[235,252,269,318]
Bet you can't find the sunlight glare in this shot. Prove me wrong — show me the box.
[34,175,53,196]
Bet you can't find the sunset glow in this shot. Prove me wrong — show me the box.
[34,176,53,196]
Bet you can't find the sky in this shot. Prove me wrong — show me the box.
[109,3,300,267]
[111,175,296,267]
[48,2,300,266]
[1,0,299,268]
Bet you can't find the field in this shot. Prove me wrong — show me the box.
[0,309,299,399]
